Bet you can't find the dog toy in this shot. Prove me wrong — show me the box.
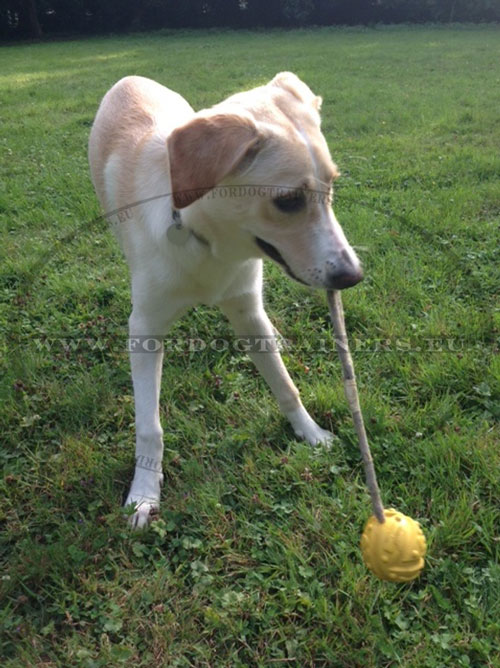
[327,290,426,582]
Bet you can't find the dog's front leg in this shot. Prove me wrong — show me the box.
[125,299,186,529]
[220,292,333,447]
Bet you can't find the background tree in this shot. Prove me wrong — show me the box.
[1,0,500,41]
[21,0,42,37]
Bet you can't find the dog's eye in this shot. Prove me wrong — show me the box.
[273,191,307,214]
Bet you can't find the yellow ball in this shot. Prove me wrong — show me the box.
[360,508,427,582]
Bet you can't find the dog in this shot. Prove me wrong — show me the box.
[88,72,362,528]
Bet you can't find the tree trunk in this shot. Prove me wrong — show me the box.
[449,0,457,22]
[21,0,42,38]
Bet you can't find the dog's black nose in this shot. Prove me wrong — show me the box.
[326,249,363,289]
[326,267,363,290]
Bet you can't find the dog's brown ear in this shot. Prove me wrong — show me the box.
[167,113,259,209]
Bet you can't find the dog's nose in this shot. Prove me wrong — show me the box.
[326,267,363,290]
[326,250,363,290]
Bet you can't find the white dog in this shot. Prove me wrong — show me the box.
[89,72,362,528]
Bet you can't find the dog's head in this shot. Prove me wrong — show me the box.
[167,72,362,290]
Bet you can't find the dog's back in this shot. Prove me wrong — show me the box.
[88,76,193,212]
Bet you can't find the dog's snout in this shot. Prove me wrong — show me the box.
[325,250,362,289]
[341,249,356,267]
[326,267,363,290]
[325,248,363,290]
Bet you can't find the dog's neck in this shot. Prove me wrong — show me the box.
[168,207,209,248]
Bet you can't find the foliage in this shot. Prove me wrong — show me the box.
[1,0,500,39]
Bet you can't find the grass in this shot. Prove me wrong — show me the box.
[1,25,499,667]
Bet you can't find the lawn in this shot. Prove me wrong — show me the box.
[1,25,499,667]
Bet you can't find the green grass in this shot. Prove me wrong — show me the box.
[1,25,499,667]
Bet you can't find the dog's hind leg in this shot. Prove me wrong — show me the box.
[219,291,333,447]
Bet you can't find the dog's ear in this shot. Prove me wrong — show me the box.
[271,71,322,111]
[167,113,259,209]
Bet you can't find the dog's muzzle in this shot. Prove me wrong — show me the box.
[254,237,308,285]
[326,249,363,289]
[255,237,363,289]
[326,267,363,290]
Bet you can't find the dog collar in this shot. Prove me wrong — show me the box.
[167,208,191,246]
[167,208,209,248]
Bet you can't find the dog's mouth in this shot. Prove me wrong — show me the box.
[254,237,308,286]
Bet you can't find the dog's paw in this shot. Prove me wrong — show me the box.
[124,494,159,530]
[288,408,334,448]
[296,422,334,448]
